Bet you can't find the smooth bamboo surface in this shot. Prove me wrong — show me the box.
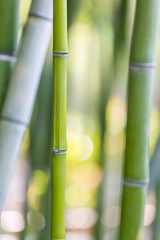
[51,154,66,239]
[149,138,160,192]
[0,0,19,110]
[119,0,160,239]
[21,38,53,240]
[153,180,160,240]
[0,0,52,214]
[51,0,68,239]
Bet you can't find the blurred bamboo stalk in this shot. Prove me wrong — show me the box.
[95,19,113,240]
[51,0,68,239]
[0,0,52,214]
[153,180,160,240]
[119,0,160,239]
[67,0,81,27]
[113,0,130,91]
[94,0,129,238]
[30,37,53,172]
[149,138,160,239]
[0,0,19,110]
[21,37,53,240]
[149,138,160,192]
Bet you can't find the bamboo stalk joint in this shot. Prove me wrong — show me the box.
[53,51,69,57]
[124,178,149,188]
[29,13,53,22]
[51,149,67,154]
[130,62,156,70]
[0,53,17,62]
[0,116,28,127]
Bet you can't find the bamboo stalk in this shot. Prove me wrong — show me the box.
[149,137,160,192]
[153,180,160,240]
[30,36,53,171]
[0,0,52,214]
[119,0,160,239]
[51,0,68,239]
[95,21,113,240]
[0,0,19,110]
[21,38,53,240]
[67,0,81,27]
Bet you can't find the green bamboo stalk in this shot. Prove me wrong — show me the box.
[0,0,52,214]
[67,0,81,27]
[0,0,19,111]
[95,21,113,240]
[30,36,53,171]
[21,37,53,240]
[153,180,160,240]
[51,0,68,239]
[114,0,130,89]
[119,1,160,239]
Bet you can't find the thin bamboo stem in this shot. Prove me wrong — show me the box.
[153,180,160,240]
[0,0,19,110]
[51,0,68,239]
[95,26,112,240]
[119,0,160,239]
[0,0,52,214]
[149,137,160,192]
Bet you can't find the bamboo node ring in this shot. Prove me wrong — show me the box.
[29,13,53,22]
[0,54,17,62]
[51,148,67,154]
[53,51,69,57]
[123,179,149,188]
[0,116,28,127]
[130,62,156,70]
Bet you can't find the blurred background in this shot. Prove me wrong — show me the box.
[1,0,160,239]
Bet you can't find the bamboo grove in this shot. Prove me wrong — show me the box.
[0,1,160,240]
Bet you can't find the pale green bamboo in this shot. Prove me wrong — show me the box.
[119,0,160,239]
[94,19,113,240]
[0,0,52,214]
[51,0,68,239]
[0,0,19,110]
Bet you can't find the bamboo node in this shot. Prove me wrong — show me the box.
[51,148,67,154]
[0,54,17,62]
[29,13,53,22]
[130,62,156,70]
[53,51,69,57]
[123,178,149,188]
[0,116,28,127]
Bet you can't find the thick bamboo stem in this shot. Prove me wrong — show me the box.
[0,0,52,214]
[51,0,68,239]
[21,38,53,240]
[119,0,160,239]
[0,0,19,110]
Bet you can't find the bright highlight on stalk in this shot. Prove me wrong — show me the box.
[51,0,68,239]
